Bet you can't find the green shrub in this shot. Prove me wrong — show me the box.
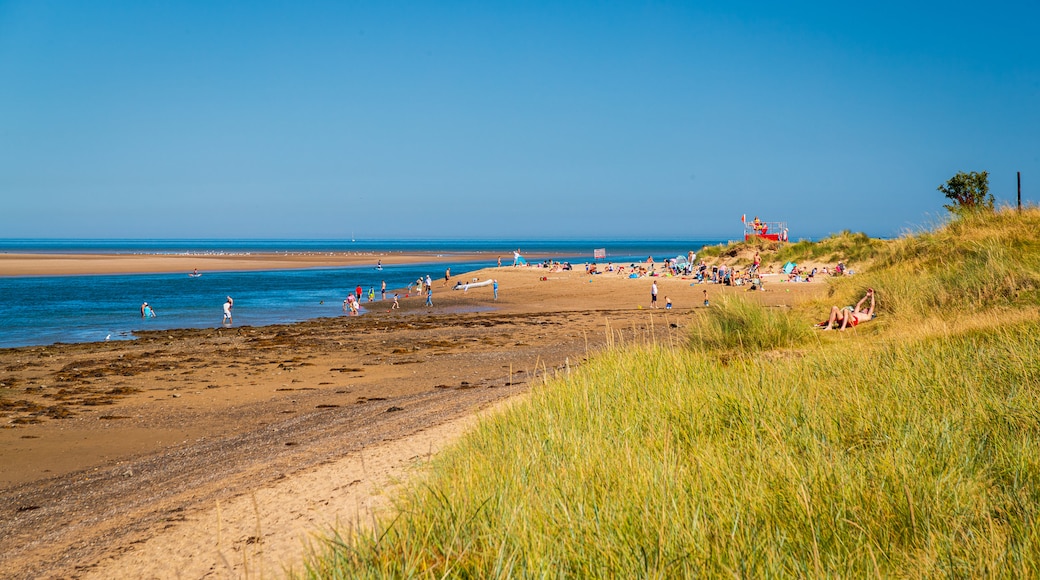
[689,294,814,352]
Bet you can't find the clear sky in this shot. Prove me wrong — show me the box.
[1,1,1037,241]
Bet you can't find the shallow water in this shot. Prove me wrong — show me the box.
[0,261,493,348]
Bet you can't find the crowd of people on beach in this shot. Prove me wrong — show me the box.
[147,250,858,328]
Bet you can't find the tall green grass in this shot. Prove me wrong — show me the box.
[302,322,1040,577]
[689,295,814,352]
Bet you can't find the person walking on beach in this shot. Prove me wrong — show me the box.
[391,293,400,310]
[426,286,433,307]
[444,267,451,286]
[493,279,498,300]
[651,281,659,308]
[222,296,233,325]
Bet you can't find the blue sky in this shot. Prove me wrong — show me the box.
[1,1,1037,241]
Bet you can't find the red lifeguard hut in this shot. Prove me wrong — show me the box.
[742,215,788,242]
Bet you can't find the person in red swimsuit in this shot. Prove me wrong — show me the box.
[818,288,875,330]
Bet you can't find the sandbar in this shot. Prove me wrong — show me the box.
[0,251,500,277]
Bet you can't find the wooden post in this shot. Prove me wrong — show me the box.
[1019,171,1022,211]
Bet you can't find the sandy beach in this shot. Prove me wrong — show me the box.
[0,253,826,579]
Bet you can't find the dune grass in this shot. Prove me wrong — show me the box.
[689,294,815,353]
[299,207,1040,578]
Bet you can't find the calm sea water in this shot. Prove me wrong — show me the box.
[0,239,724,348]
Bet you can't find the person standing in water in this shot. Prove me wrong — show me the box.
[381,280,387,300]
[222,296,233,325]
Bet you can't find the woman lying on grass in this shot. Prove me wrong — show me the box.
[817,288,875,330]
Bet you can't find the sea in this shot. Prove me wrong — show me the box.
[0,239,725,349]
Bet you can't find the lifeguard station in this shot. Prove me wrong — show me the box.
[742,215,789,242]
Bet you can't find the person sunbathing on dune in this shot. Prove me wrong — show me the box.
[818,288,875,330]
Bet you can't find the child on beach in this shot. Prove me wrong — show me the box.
[391,293,400,310]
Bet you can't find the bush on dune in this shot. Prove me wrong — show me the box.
[690,294,814,352]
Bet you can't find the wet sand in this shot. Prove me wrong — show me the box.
[0,259,827,579]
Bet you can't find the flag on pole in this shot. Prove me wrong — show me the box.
[741,214,746,223]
